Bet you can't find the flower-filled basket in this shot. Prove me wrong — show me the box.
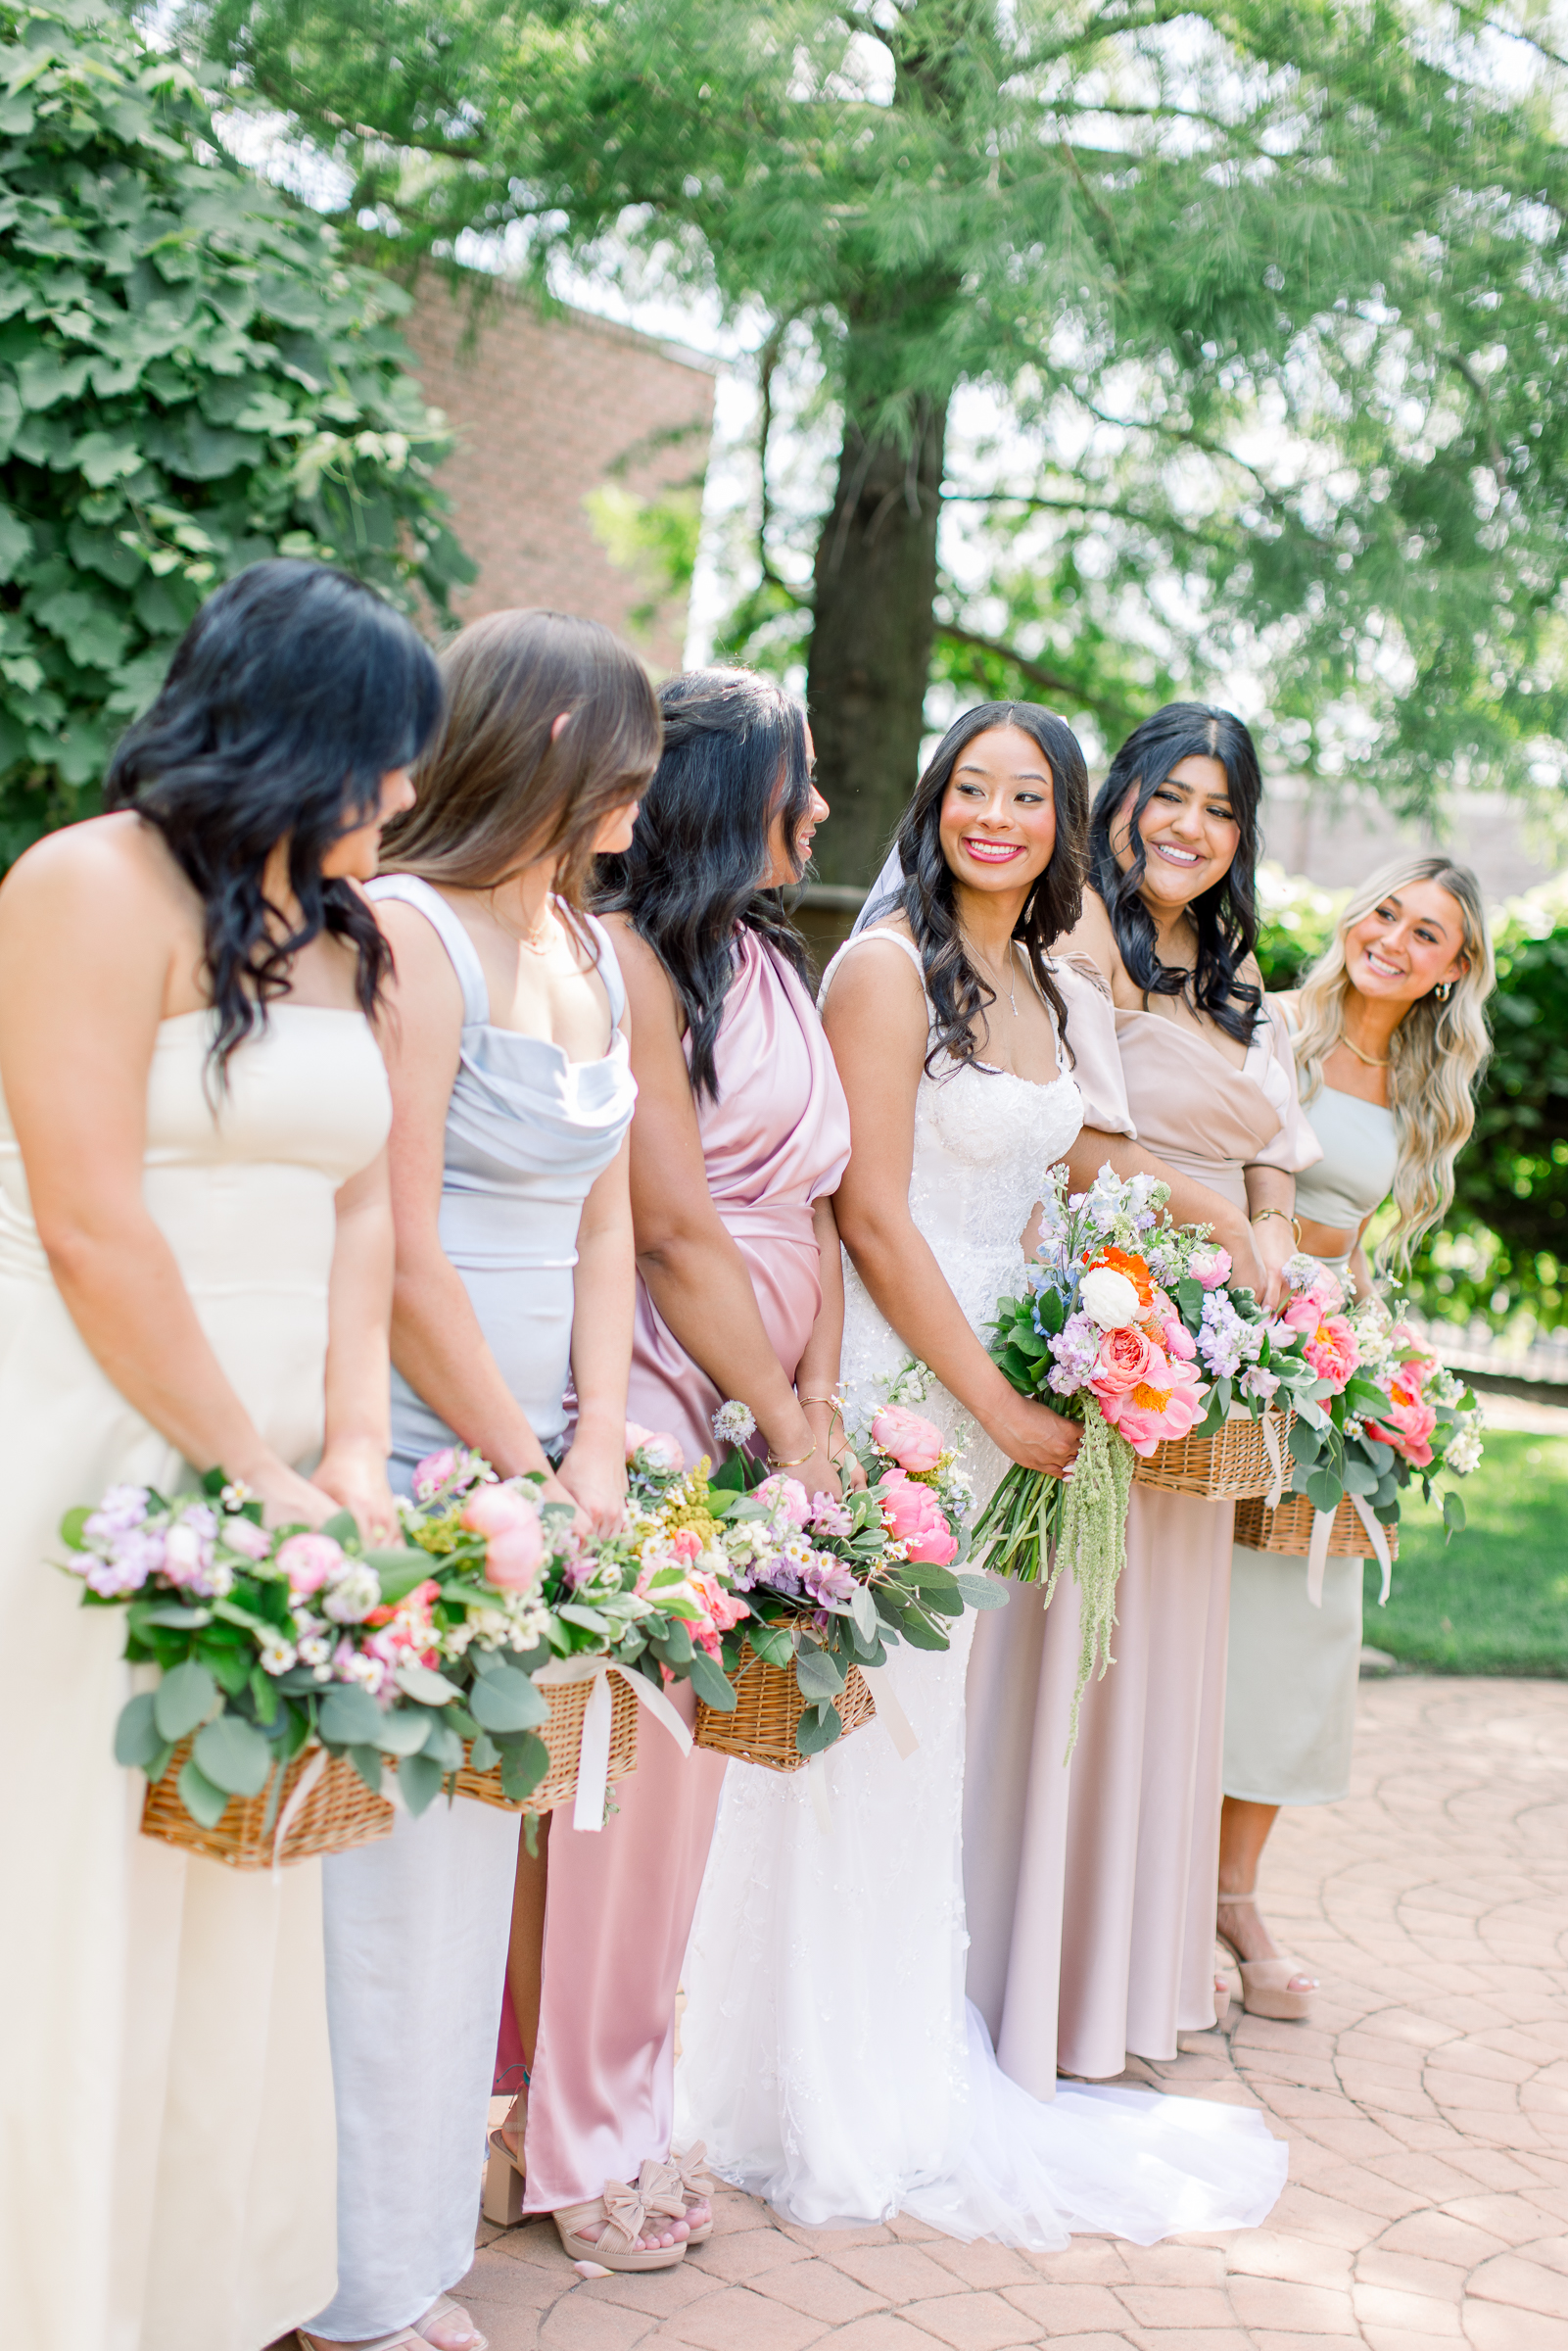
[1132,1407,1291,1501]
[693,1636,879,1771]
[454,1667,641,1815]
[141,1736,394,1871]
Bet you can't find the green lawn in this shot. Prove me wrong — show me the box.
[1365,1428,1568,1677]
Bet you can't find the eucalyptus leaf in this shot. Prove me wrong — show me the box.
[848,1585,879,1645]
[316,1683,387,1748]
[393,1660,461,1707]
[347,1743,383,1794]
[153,1658,218,1743]
[192,1710,273,1797]
[319,1509,357,1546]
[373,1706,440,1757]
[794,1700,841,1756]
[468,1728,499,1773]
[745,1621,794,1669]
[686,1647,737,1711]
[954,1571,1009,1609]
[1306,1468,1344,1515]
[176,1752,230,1829]
[368,1548,442,1608]
[466,1665,548,1734]
[420,1716,464,1770]
[499,1733,549,1802]
[398,1751,446,1816]
[114,1690,162,1768]
[793,1645,846,1701]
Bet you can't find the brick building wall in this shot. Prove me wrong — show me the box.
[401,270,715,672]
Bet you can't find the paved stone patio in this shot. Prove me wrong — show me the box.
[451,1676,1568,2351]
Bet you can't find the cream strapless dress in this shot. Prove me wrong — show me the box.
[0,1005,391,2351]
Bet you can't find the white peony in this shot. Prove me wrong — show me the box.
[1445,1428,1483,1475]
[1078,1266,1142,1329]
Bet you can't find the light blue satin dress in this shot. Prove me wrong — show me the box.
[1223,1080,1399,1805]
[312,877,637,2341]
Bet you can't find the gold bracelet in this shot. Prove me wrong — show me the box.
[797,1394,839,1408]
[1252,1208,1303,1245]
[766,1443,818,1469]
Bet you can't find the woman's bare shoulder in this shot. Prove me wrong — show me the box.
[1057,888,1119,977]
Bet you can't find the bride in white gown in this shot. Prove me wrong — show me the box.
[678,703,1287,2243]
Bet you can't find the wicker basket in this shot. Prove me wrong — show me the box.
[1235,1489,1400,1560]
[692,1637,877,1771]
[455,1669,641,1814]
[1133,1408,1289,1502]
[140,1739,394,1870]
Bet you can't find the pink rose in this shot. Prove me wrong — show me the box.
[689,1567,749,1655]
[412,1446,460,1502]
[276,1530,347,1596]
[755,1472,812,1528]
[879,1468,959,1564]
[1279,1292,1319,1333]
[1188,1246,1232,1290]
[870,1404,944,1472]
[626,1422,685,1474]
[221,1514,272,1561]
[1099,1355,1206,1458]
[1087,1322,1155,1401]
[1368,1395,1438,1468]
[461,1484,546,1593]
[1303,1314,1359,1391]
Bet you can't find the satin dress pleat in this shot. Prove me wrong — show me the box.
[966,997,1322,2087]
[0,1004,391,2351]
[312,879,637,2341]
[522,930,851,2213]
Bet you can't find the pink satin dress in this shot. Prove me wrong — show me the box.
[966,996,1319,2088]
[522,928,851,2210]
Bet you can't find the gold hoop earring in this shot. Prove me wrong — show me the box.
[1434,981,1453,1002]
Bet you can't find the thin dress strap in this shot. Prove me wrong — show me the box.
[574,909,628,1030]
[367,875,490,1028]
[818,924,929,1012]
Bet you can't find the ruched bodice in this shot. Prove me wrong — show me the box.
[1114,998,1320,1213]
[368,875,637,1465]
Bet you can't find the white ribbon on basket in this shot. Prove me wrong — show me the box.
[534,1655,693,1834]
[1258,1407,1288,1511]
[269,1745,327,1876]
[1306,1493,1393,1607]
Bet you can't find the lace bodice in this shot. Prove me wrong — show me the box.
[819,930,1083,1485]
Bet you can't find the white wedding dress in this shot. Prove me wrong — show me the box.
[676,929,1287,2244]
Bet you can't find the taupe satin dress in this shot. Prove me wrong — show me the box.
[966,996,1320,2088]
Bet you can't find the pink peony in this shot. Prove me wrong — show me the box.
[755,1472,812,1528]
[626,1422,684,1474]
[1087,1321,1156,1401]
[879,1468,959,1564]
[1279,1292,1320,1333]
[461,1484,546,1593]
[1188,1246,1232,1290]
[1302,1314,1359,1391]
[1098,1354,1206,1458]
[412,1446,460,1502]
[1368,1394,1438,1468]
[276,1530,346,1596]
[870,1403,945,1472]
[687,1567,749,1655]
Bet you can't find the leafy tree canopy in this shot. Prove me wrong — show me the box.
[0,0,470,862]
[192,0,1568,879]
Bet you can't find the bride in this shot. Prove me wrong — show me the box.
[677,700,1287,2243]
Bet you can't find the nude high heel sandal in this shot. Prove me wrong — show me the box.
[481,2076,529,2228]
[645,2143,718,2244]
[552,2175,688,2271]
[1215,1888,1315,2021]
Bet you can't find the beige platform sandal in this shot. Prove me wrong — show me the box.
[645,2143,718,2244]
[552,2174,689,2271]
[481,2076,529,2228]
[1215,1888,1316,2021]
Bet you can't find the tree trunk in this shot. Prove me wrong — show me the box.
[805,390,947,887]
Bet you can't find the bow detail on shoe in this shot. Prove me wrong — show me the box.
[669,2142,718,2204]
[599,2177,664,2254]
[636,2158,689,2226]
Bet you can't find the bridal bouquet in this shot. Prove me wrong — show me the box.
[61,1472,463,1832]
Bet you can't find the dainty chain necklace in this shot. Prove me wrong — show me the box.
[972,938,1022,1016]
[489,888,556,955]
[1340,1031,1391,1069]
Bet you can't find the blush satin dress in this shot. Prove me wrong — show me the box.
[965,993,1321,2089]
[521,927,851,2213]
[312,877,637,2342]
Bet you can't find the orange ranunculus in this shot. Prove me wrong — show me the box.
[1083,1244,1154,1306]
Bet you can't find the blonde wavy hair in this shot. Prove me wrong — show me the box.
[1293,854,1495,1269]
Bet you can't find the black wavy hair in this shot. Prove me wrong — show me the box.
[594,667,812,1101]
[863,700,1089,1076]
[1088,701,1263,1045]
[105,559,443,1080]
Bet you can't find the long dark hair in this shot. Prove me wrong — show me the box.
[105,559,442,1078]
[1088,701,1263,1045]
[594,667,812,1101]
[865,701,1088,1075]
[380,609,660,909]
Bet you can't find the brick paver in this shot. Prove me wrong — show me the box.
[450,1676,1568,2349]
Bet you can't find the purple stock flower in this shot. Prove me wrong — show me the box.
[1048,1310,1099,1396]
[801,1554,857,1607]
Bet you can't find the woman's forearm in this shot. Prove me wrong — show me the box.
[391,1245,555,1481]
[42,1208,280,1482]
[320,1171,394,1465]
[638,1227,814,1460]
[568,1219,636,1442]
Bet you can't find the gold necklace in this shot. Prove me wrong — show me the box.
[489,889,555,955]
[970,938,1022,1016]
[1340,1032,1391,1070]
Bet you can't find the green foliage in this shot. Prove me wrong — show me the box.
[194,0,1568,811]
[584,481,700,648]
[0,0,471,864]
[1368,1429,1568,1678]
